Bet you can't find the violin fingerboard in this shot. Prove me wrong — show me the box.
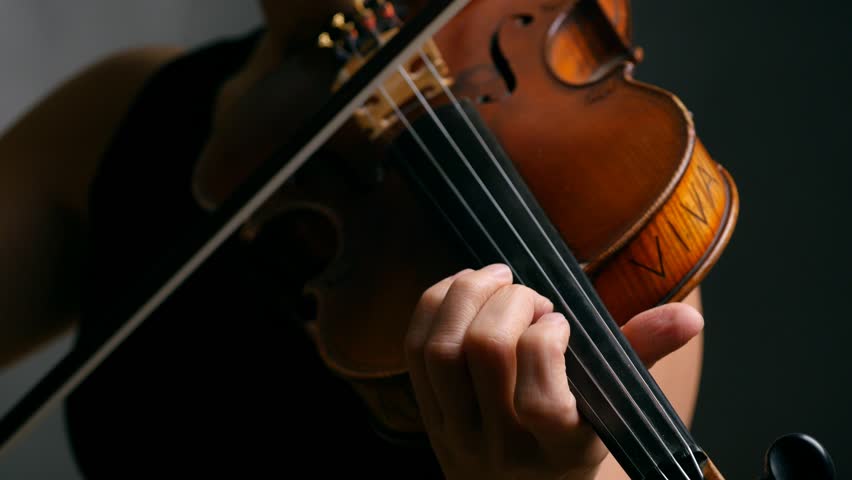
[390,100,705,480]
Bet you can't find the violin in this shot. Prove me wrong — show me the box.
[0,1,835,479]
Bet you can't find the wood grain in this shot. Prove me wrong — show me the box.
[592,139,739,324]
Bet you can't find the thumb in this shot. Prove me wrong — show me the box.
[620,303,704,368]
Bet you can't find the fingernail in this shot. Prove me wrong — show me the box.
[483,263,512,281]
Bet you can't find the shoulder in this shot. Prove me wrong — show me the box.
[0,45,186,216]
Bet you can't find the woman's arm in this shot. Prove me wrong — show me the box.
[0,46,182,368]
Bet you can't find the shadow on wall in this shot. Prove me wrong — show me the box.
[0,2,262,478]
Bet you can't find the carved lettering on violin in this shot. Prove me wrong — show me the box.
[680,184,708,226]
[697,164,719,199]
[666,219,690,252]
[593,141,738,324]
[628,236,666,278]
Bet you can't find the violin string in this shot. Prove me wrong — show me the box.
[378,84,649,478]
[376,86,508,279]
[391,62,685,480]
[356,21,687,476]
[415,48,702,477]
[415,49,704,477]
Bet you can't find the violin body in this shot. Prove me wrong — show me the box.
[238,0,738,435]
[0,0,834,480]
[0,2,836,477]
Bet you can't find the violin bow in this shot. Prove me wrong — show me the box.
[0,0,471,457]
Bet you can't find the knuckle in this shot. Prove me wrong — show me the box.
[516,389,577,427]
[416,285,445,313]
[518,318,569,356]
[545,320,571,353]
[424,339,463,366]
[448,276,492,304]
[443,277,494,323]
[463,326,514,362]
[501,284,537,306]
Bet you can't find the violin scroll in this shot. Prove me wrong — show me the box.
[703,433,836,480]
[761,433,835,480]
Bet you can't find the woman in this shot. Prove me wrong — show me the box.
[0,1,704,478]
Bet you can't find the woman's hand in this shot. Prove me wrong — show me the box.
[404,264,704,480]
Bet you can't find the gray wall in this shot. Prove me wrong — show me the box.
[632,2,851,478]
[1,1,850,479]
[0,2,261,478]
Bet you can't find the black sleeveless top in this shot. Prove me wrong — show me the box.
[65,30,442,479]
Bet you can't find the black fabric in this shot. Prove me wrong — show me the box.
[65,30,442,479]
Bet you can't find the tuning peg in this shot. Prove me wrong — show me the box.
[377,1,401,28]
[331,13,358,36]
[762,433,835,480]
[328,12,359,52]
[318,28,351,61]
[358,8,378,35]
[334,18,358,38]
[318,32,334,49]
[331,12,347,30]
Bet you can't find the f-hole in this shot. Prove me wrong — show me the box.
[488,14,534,99]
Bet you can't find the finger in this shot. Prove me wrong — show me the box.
[464,284,550,440]
[532,293,555,321]
[621,302,704,368]
[405,269,471,426]
[515,313,607,468]
[423,264,514,433]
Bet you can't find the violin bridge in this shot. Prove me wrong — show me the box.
[319,2,453,140]
[350,39,452,140]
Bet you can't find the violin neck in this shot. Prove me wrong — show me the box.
[702,459,726,480]
[391,100,707,479]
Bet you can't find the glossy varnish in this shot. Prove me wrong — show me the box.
[238,0,739,446]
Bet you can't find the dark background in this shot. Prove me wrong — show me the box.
[632,1,852,478]
[0,1,849,478]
